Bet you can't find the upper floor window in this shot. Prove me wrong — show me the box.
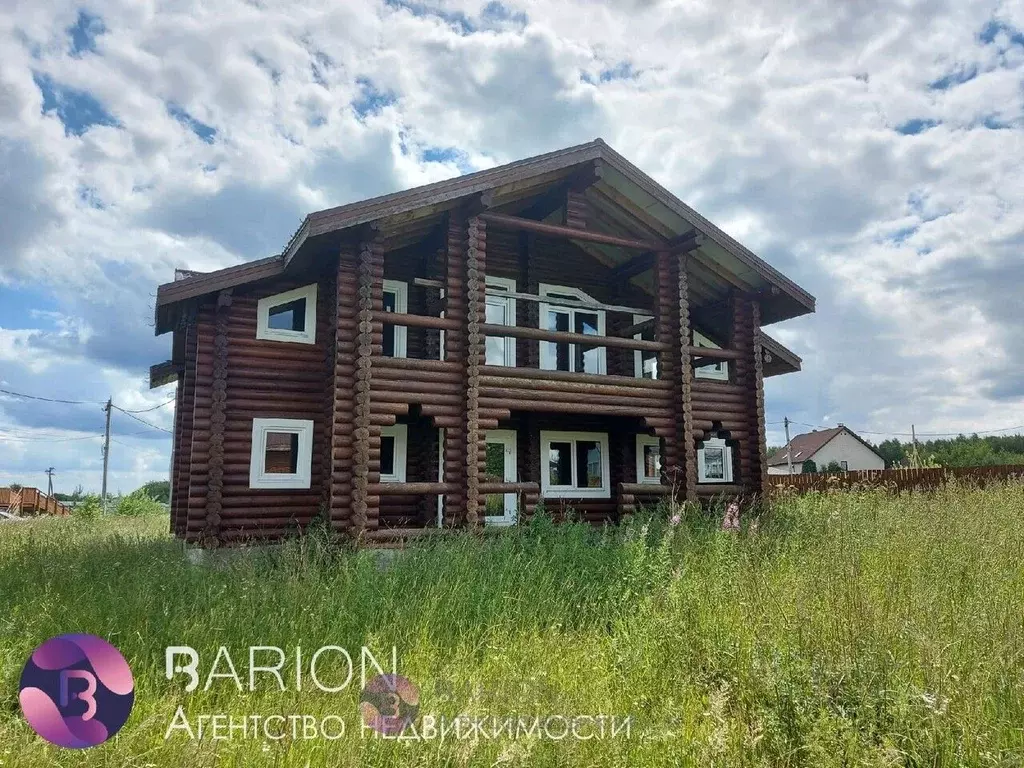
[694,330,728,381]
[539,284,606,375]
[633,314,657,379]
[256,284,317,344]
[697,437,733,484]
[382,280,408,358]
[485,276,517,367]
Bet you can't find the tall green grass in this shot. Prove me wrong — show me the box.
[0,483,1022,766]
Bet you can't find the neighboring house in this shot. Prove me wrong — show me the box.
[151,139,815,548]
[767,426,885,475]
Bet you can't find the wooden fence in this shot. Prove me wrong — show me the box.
[0,487,72,516]
[769,464,1024,494]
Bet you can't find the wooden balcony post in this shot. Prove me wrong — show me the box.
[464,215,487,528]
[353,231,385,538]
[654,251,679,487]
[442,213,467,526]
[751,301,768,494]
[328,248,359,535]
[677,255,697,501]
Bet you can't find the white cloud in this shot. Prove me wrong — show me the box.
[0,0,1022,491]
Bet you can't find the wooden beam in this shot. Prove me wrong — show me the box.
[622,317,655,338]
[479,211,663,250]
[413,277,445,290]
[610,252,656,282]
[481,323,667,352]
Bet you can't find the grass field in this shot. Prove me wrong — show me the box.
[1,484,1022,766]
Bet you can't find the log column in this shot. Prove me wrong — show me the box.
[730,295,756,491]
[464,216,486,528]
[751,301,768,493]
[328,249,359,534]
[202,289,231,548]
[654,251,680,490]
[442,215,467,526]
[677,255,697,501]
[352,233,384,537]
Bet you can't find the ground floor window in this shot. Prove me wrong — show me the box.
[379,424,408,483]
[635,434,662,483]
[697,437,733,484]
[541,430,610,498]
[483,429,517,526]
[249,418,314,489]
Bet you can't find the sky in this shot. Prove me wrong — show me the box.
[1,0,1022,495]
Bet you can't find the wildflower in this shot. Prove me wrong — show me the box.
[721,501,741,532]
[670,514,681,526]
[748,517,759,535]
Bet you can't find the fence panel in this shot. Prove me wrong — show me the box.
[770,464,1024,494]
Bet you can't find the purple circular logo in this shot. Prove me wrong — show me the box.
[19,634,135,749]
[360,674,419,735]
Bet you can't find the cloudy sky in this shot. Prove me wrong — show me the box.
[1,0,1022,494]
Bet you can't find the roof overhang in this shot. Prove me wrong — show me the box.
[155,139,815,335]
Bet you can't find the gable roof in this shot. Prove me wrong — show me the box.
[768,426,884,466]
[156,139,816,333]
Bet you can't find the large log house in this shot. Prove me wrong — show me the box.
[151,140,814,547]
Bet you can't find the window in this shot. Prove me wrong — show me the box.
[539,284,606,375]
[382,280,408,358]
[249,418,314,489]
[636,435,662,484]
[540,431,610,498]
[632,314,658,379]
[694,330,729,381]
[379,424,408,483]
[697,437,733,484]
[483,429,517,526]
[485,276,517,367]
[840,460,849,471]
[256,284,317,344]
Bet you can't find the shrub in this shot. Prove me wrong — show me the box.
[72,494,102,520]
[115,490,165,517]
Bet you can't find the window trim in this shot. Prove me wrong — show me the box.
[697,436,734,484]
[379,424,408,483]
[635,434,662,484]
[694,330,729,381]
[249,418,314,489]
[538,284,606,375]
[256,284,318,345]
[485,276,517,367]
[382,280,408,359]
[540,430,611,499]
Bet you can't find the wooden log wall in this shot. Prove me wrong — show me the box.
[171,323,196,537]
[185,301,216,543]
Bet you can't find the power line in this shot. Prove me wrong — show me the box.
[0,388,101,405]
[120,397,176,414]
[110,406,172,434]
[787,421,1024,439]
[0,432,102,443]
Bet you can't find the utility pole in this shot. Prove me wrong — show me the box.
[44,467,55,497]
[910,423,919,469]
[784,417,794,475]
[101,398,112,513]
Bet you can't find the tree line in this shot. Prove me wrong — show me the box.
[770,433,1024,470]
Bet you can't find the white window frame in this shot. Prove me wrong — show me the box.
[379,424,408,483]
[539,284,606,375]
[632,313,658,379]
[540,430,610,499]
[249,418,314,489]
[484,429,518,526]
[256,284,317,345]
[484,276,517,367]
[382,280,408,359]
[635,434,662,484]
[694,330,729,381]
[697,436,733,484]
[840,460,849,471]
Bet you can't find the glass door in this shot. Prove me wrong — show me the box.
[483,429,517,526]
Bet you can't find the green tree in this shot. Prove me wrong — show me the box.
[801,459,817,473]
[136,480,171,503]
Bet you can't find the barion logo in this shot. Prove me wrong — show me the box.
[19,634,135,749]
